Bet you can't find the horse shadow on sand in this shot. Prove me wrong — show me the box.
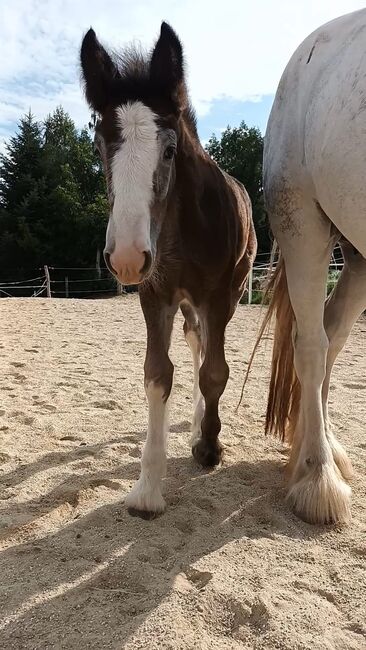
[0,426,327,649]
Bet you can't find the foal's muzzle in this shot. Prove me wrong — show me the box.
[104,248,153,285]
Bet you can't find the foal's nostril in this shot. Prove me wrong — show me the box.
[104,252,116,276]
[141,250,152,276]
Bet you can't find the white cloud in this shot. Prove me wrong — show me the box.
[0,0,365,134]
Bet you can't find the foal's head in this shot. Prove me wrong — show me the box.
[81,22,192,285]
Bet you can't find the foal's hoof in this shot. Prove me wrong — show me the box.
[124,479,166,519]
[192,439,223,468]
[127,507,162,521]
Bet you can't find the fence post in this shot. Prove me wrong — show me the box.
[96,248,101,279]
[44,265,51,298]
[248,269,253,305]
[65,276,69,298]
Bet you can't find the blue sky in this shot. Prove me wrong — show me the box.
[1,1,365,150]
[199,95,275,142]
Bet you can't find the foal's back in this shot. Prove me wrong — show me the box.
[175,125,252,252]
[159,128,255,301]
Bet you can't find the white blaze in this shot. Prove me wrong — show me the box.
[109,101,159,251]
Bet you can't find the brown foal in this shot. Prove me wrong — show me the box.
[81,22,256,516]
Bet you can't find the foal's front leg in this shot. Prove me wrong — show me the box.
[125,293,176,517]
[192,301,230,467]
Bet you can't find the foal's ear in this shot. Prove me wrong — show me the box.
[150,22,185,109]
[80,28,120,113]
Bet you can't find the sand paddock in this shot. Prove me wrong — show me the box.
[0,295,365,649]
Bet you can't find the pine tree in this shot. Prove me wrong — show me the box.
[42,107,108,267]
[0,112,45,277]
[0,107,109,283]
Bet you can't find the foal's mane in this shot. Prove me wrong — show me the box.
[110,44,199,140]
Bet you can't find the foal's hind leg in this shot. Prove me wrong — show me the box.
[125,289,176,516]
[180,302,205,445]
[191,298,231,467]
[275,203,351,524]
[322,241,366,480]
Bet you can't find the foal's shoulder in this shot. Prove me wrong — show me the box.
[222,170,251,206]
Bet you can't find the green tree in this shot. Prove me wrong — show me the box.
[0,111,46,277]
[42,107,108,267]
[206,122,270,255]
[0,107,109,285]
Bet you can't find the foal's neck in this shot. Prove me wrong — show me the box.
[178,117,206,160]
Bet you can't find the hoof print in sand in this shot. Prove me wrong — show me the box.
[183,566,213,590]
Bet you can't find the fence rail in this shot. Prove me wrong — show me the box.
[246,260,343,304]
[0,265,123,298]
[0,254,345,301]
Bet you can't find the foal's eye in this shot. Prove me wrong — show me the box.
[164,145,176,160]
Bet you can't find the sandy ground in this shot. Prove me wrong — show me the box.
[0,295,365,650]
